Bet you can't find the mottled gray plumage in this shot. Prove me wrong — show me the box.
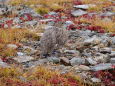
[40,23,68,56]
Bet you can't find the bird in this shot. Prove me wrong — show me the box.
[40,22,68,57]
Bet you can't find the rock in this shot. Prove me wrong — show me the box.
[65,21,74,26]
[4,24,8,28]
[13,17,21,24]
[13,25,22,29]
[110,58,115,63]
[71,9,87,17]
[111,37,115,45]
[110,51,115,57]
[13,56,34,63]
[70,57,86,66]
[48,11,57,15]
[91,77,101,83]
[64,50,80,54]
[0,59,10,68]
[73,4,96,10]
[84,36,101,45]
[100,12,115,17]
[23,59,48,68]
[48,56,60,63]
[60,57,70,65]
[86,58,97,65]
[100,47,111,54]
[7,44,18,49]
[25,20,37,26]
[17,52,25,56]
[91,63,113,71]
[79,65,91,71]
[39,19,54,23]
[94,54,110,63]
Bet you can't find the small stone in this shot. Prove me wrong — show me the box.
[7,44,18,49]
[110,51,115,57]
[73,4,96,10]
[91,77,101,83]
[48,57,60,63]
[110,58,115,63]
[65,21,74,26]
[13,56,34,63]
[71,9,87,17]
[17,52,25,56]
[70,57,86,66]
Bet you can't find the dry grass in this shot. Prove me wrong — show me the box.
[0,66,86,86]
[0,28,39,57]
[10,0,72,14]
[80,17,115,33]
[82,0,113,12]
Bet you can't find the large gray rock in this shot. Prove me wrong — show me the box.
[91,63,113,71]
[70,57,86,66]
[71,9,87,17]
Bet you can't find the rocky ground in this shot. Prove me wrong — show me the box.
[0,0,115,86]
